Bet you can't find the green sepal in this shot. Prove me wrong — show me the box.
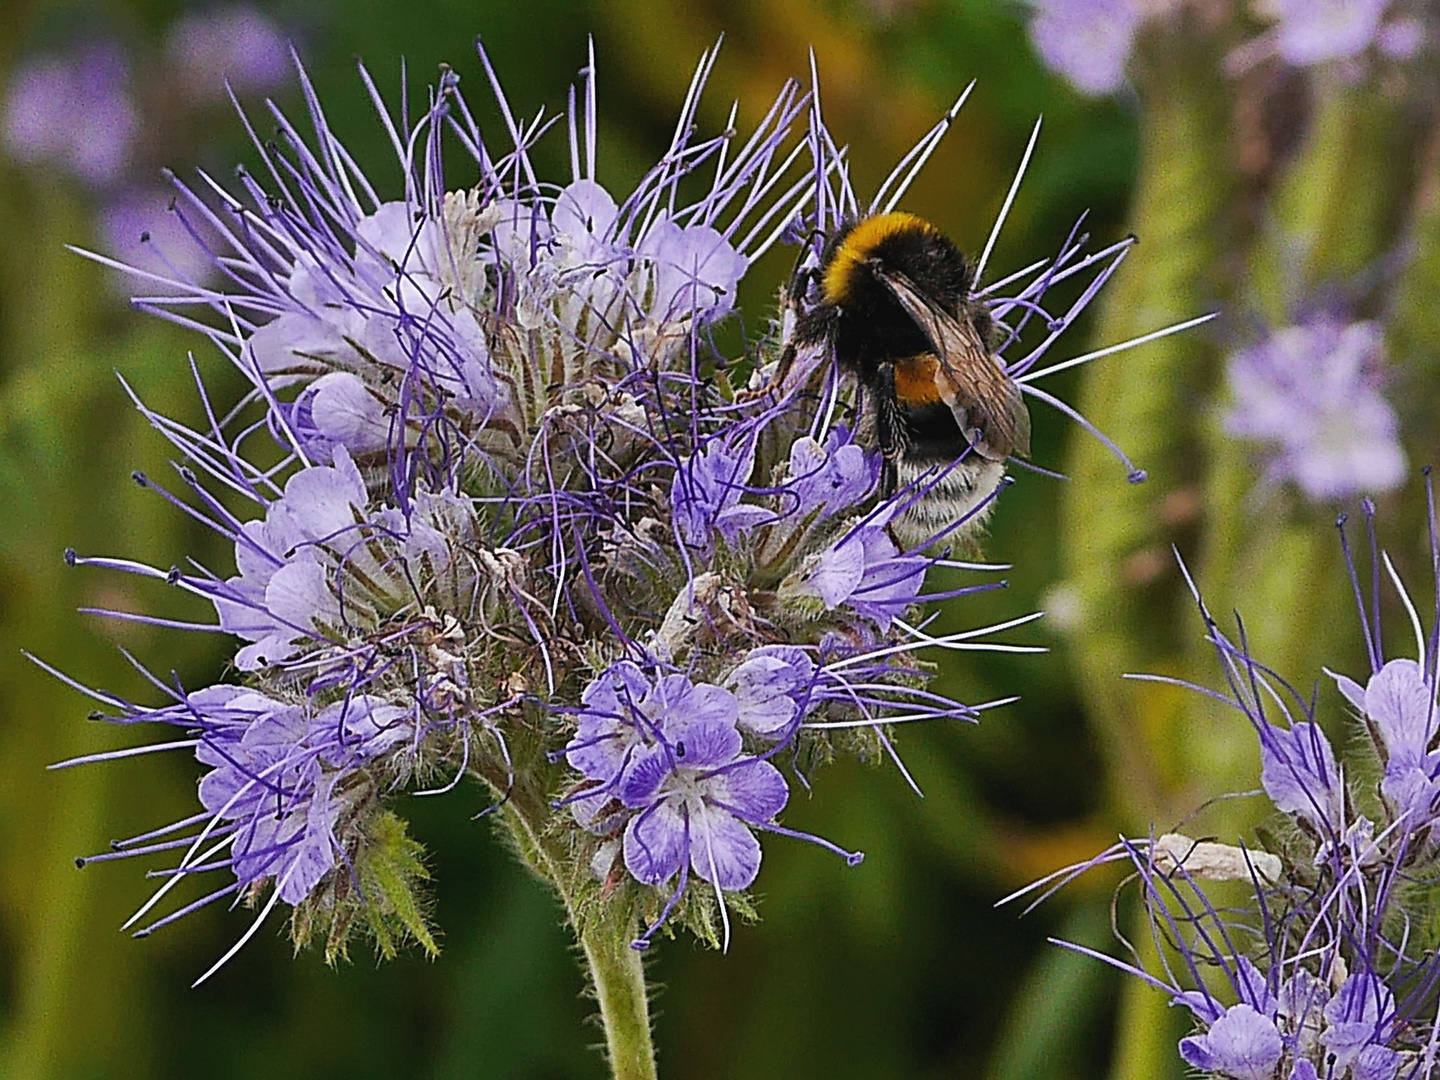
[290,809,440,965]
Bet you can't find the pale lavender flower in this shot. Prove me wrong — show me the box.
[1179,1004,1284,1080]
[789,521,930,630]
[197,691,413,903]
[781,425,880,521]
[99,187,220,292]
[166,5,290,100]
[561,657,862,947]
[1270,0,1394,65]
[1238,0,1427,71]
[1027,0,1146,96]
[1322,973,1399,1074]
[1258,721,1344,833]
[722,645,816,739]
[565,664,734,796]
[616,702,784,893]
[1330,658,1440,820]
[2,43,138,187]
[1225,317,1406,501]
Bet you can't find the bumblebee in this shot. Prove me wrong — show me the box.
[790,211,1030,548]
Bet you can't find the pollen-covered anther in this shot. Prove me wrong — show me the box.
[475,547,529,592]
[651,572,758,660]
[1151,833,1282,885]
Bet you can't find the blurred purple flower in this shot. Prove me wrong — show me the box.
[167,5,290,100]
[98,188,220,292]
[1027,0,1146,96]
[1375,16,1427,58]
[2,43,138,187]
[1270,0,1394,65]
[1225,317,1405,501]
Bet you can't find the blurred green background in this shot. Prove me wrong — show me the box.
[3,1,1435,1078]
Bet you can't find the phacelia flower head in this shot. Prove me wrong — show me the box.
[1012,486,1440,1079]
[42,32,1174,977]
[1225,315,1406,501]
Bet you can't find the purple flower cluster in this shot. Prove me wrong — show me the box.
[2,42,138,187]
[2,5,291,290]
[1023,0,1428,93]
[1016,491,1440,1078]
[42,35,1165,975]
[1262,0,1425,68]
[1225,316,1406,502]
[563,661,816,947]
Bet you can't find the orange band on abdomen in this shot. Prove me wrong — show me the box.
[891,354,943,407]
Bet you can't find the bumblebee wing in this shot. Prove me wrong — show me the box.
[874,266,1030,460]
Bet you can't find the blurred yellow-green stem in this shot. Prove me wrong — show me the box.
[1061,26,1230,1080]
[0,177,222,1076]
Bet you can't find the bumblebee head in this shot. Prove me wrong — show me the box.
[819,212,970,313]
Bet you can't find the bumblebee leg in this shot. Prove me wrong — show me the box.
[741,267,821,401]
[875,362,902,498]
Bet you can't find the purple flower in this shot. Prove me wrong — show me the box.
[1271,0,1394,66]
[207,447,471,674]
[1258,721,1343,834]
[618,710,787,893]
[722,645,816,738]
[2,43,138,187]
[51,34,1149,979]
[565,664,736,796]
[55,683,418,933]
[792,522,930,629]
[671,439,775,548]
[241,197,506,443]
[1027,0,1146,96]
[198,691,410,903]
[211,448,372,669]
[1225,317,1405,501]
[1017,497,1440,1080]
[782,425,880,520]
[99,188,220,293]
[283,372,393,458]
[166,5,290,101]
[1331,659,1440,819]
[1322,973,1398,1072]
[1178,1004,1284,1080]
[637,217,748,324]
